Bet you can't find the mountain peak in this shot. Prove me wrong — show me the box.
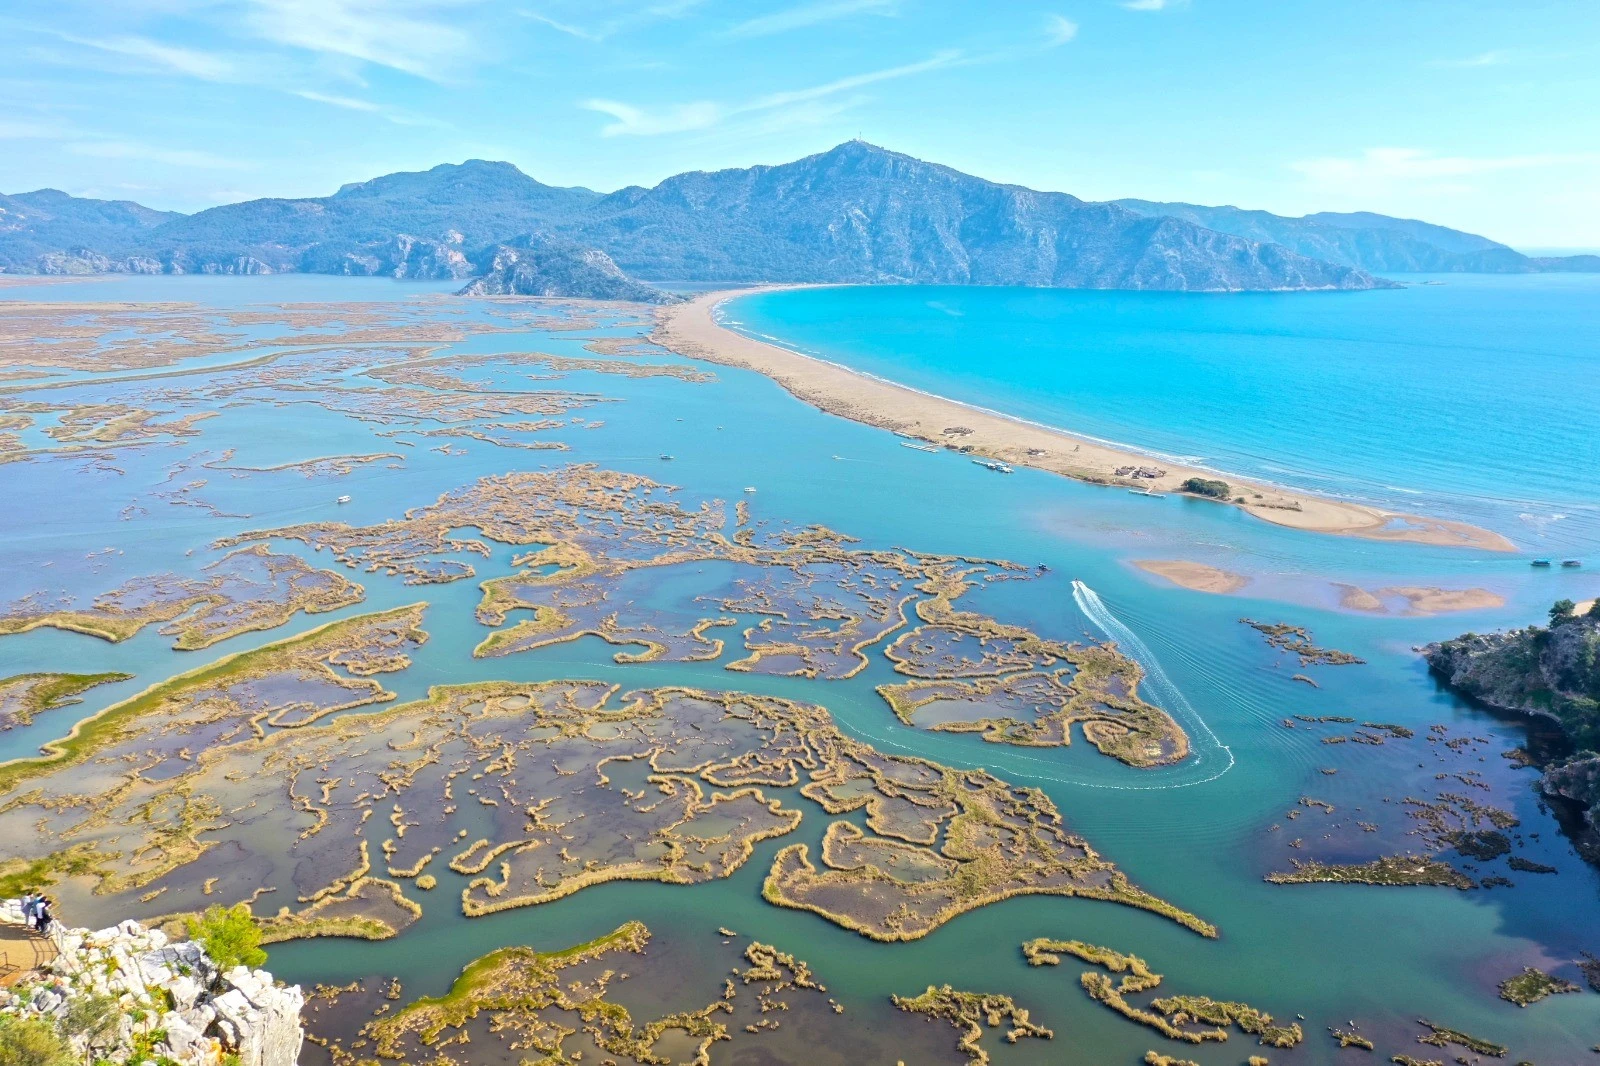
[812,139,922,167]
[334,159,546,200]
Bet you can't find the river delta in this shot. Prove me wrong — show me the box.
[1,276,1597,1065]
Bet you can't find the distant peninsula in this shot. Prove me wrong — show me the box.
[9,141,1590,294]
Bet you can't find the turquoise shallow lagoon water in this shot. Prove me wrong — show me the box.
[726,277,1600,555]
[0,275,1597,1064]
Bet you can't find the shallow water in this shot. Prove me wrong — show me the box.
[0,274,1596,1065]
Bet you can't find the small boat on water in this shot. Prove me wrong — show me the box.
[1531,559,1552,567]
[1128,489,1163,498]
[1562,559,1582,568]
[659,454,674,461]
[900,441,939,453]
[972,459,1014,474]
[336,495,352,504]
[743,486,757,493]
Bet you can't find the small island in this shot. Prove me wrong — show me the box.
[1497,966,1580,1007]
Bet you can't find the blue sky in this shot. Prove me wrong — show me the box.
[3,0,1598,248]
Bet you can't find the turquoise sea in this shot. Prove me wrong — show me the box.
[726,276,1600,556]
[0,274,1597,1065]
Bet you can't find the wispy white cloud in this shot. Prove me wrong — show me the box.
[295,89,383,112]
[518,0,709,43]
[0,119,72,140]
[56,33,240,81]
[1430,50,1510,68]
[748,51,962,110]
[241,0,475,81]
[521,11,603,41]
[1121,0,1184,10]
[1043,14,1078,46]
[584,49,963,137]
[293,88,453,128]
[67,140,250,170]
[722,0,897,40]
[1292,147,1597,184]
[582,99,722,136]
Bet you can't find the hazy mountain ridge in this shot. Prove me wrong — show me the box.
[0,189,185,274]
[566,142,1379,290]
[2,142,1586,290]
[1113,198,1597,274]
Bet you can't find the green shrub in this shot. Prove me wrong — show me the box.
[186,903,266,972]
[1180,477,1230,499]
[60,992,120,1053]
[0,1014,75,1066]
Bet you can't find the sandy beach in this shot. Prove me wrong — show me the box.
[1133,560,1251,594]
[654,290,1517,553]
[1335,584,1506,615]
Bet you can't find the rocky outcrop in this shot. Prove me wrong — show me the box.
[0,905,304,1066]
[35,250,173,275]
[315,231,475,279]
[1425,607,1600,866]
[1423,609,1600,748]
[1542,753,1600,835]
[458,233,681,302]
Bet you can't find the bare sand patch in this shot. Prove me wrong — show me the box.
[1133,560,1250,594]
[1336,583,1505,615]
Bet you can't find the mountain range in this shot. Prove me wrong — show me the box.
[2,141,1593,293]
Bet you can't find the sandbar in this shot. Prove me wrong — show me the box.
[1334,584,1506,615]
[654,290,1516,553]
[1133,560,1250,594]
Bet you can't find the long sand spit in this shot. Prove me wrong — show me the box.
[655,290,1516,553]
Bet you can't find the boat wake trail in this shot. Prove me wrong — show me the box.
[1070,580,1235,790]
